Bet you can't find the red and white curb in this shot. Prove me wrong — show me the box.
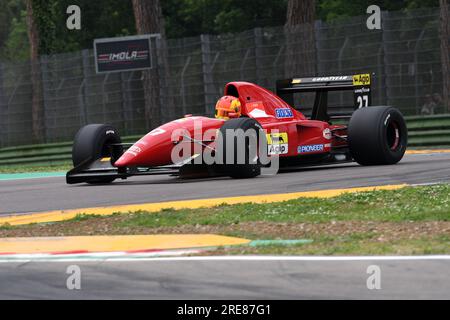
[0,248,207,263]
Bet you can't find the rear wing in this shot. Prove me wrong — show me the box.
[276,74,372,122]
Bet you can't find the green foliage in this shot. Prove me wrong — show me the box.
[34,0,136,54]
[2,10,29,61]
[317,0,440,21]
[162,0,287,38]
[0,0,136,59]
[0,0,28,60]
[49,0,136,53]
[0,0,444,60]
[32,0,59,55]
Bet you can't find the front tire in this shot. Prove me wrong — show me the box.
[216,118,265,179]
[72,124,122,184]
[348,106,407,165]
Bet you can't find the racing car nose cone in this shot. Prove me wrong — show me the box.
[113,132,175,167]
[114,141,150,167]
[114,116,224,168]
[114,152,133,167]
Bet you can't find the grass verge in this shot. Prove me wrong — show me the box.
[0,185,449,255]
[0,163,72,173]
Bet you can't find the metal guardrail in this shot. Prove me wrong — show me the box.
[0,115,449,167]
[0,135,142,167]
[407,115,450,147]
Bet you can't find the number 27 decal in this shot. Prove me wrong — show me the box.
[357,95,369,108]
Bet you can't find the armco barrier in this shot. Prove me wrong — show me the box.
[407,114,450,147]
[0,135,141,167]
[0,115,449,167]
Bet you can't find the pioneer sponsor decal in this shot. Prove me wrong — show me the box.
[298,144,324,154]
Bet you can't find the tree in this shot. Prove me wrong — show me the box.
[440,0,450,112]
[50,0,136,53]
[3,0,444,61]
[25,0,45,142]
[285,0,316,78]
[131,0,167,129]
[317,0,440,21]
[3,9,30,61]
[162,0,287,38]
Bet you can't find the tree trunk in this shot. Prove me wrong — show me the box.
[131,0,170,129]
[440,0,450,113]
[285,0,316,78]
[25,0,45,143]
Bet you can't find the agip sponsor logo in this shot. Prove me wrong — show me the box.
[268,144,288,155]
[298,144,324,154]
[275,108,293,119]
[353,74,371,86]
[266,132,288,155]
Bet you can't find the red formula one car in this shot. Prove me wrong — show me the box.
[66,74,407,184]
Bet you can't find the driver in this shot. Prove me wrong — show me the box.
[214,96,242,120]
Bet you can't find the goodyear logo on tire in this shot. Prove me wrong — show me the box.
[266,132,288,155]
[353,74,371,86]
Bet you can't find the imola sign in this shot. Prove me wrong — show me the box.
[94,35,157,73]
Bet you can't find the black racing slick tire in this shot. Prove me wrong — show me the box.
[348,106,407,166]
[216,118,265,179]
[72,124,122,184]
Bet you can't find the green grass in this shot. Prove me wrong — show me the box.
[117,185,450,229]
[0,223,13,230]
[221,236,450,256]
[1,185,449,255]
[0,162,72,173]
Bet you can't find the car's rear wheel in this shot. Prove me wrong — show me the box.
[348,106,407,165]
[72,124,122,184]
[216,118,265,179]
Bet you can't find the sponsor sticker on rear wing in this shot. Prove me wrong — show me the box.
[276,74,373,121]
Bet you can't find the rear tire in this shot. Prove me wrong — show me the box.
[348,106,407,165]
[72,124,122,184]
[216,118,265,179]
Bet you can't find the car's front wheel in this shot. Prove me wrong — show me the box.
[72,124,122,184]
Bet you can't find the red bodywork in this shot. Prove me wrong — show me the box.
[114,82,346,168]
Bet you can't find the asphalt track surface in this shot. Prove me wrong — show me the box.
[1,153,450,300]
[1,153,450,215]
[0,257,449,299]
